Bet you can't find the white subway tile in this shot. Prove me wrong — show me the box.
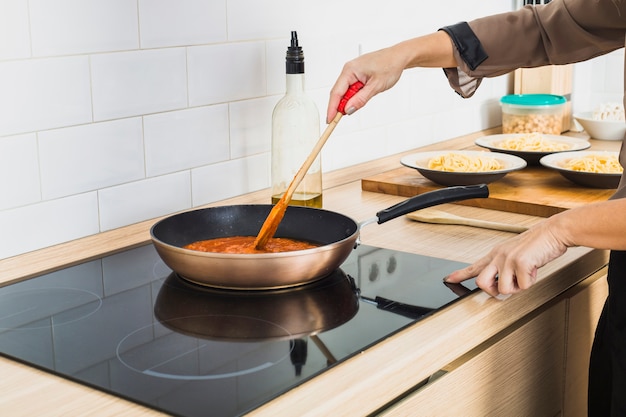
[29,0,138,57]
[321,126,386,172]
[227,0,288,40]
[138,0,227,48]
[144,105,230,177]
[0,134,41,210]
[0,57,92,137]
[191,154,269,206]
[229,97,275,159]
[38,119,145,200]
[0,192,99,260]
[432,107,477,142]
[266,39,287,96]
[188,42,266,106]
[386,116,436,154]
[227,1,348,41]
[409,69,457,116]
[0,0,30,60]
[91,49,188,121]
[98,172,191,231]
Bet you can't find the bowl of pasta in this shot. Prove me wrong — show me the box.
[475,133,590,165]
[400,150,527,186]
[539,151,623,188]
[574,104,626,141]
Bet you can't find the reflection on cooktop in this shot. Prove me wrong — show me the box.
[0,244,475,417]
[154,271,360,341]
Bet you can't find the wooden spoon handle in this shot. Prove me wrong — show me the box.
[254,81,364,250]
[406,208,528,233]
[282,112,342,205]
[253,112,343,249]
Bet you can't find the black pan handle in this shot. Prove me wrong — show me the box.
[375,184,489,224]
[360,295,434,319]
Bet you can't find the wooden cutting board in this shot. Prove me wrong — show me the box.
[361,166,616,217]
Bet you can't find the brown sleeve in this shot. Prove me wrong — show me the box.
[441,0,626,98]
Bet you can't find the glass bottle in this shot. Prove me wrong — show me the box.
[271,31,322,208]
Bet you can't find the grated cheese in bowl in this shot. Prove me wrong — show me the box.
[592,102,625,121]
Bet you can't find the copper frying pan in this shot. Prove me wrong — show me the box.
[150,184,489,289]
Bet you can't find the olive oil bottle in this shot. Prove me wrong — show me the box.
[271,31,322,208]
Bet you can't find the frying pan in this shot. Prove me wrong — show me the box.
[150,184,489,289]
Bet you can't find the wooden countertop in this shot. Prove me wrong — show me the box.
[0,128,614,416]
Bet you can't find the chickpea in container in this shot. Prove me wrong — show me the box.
[500,93,566,134]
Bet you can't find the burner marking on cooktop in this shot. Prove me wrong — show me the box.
[116,316,292,381]
[0,306,38,321]
[142,362,277,380]
[0,288,103,330]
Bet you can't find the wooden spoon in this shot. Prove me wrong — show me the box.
[406,207,528,233]
[254,82,364,250]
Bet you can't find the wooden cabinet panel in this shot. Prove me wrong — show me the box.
[380,301,567,417]
[562,269,608,417]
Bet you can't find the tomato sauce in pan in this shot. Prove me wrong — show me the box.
[183,236,319,254]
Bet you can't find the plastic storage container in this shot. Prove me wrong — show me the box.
[500,94,566,135]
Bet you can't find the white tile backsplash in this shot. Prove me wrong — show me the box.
[98,171,191,231]
[226,0,291,41]
[91,49,188,121]
[0,192,99,259]
[187,42,267,106]
[38,118,144,200]
[0,1,620,260]
[0,57,92,137]
[322,125,388,171]
[138,0,227,48]
[0,134,41,210]
[0,0,31,60]
[229,96,276,159]
[29,0,139,56]
[144,105,230,177]
[191,153,269,206]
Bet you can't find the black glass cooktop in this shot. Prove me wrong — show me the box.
[0,244,476,417]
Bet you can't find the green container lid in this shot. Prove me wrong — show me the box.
[500,94,566,107]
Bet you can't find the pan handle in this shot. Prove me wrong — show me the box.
[375,184,489,224]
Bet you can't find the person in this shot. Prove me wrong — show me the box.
[326,0,626,415]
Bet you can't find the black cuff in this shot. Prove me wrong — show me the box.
[439,22,488,71]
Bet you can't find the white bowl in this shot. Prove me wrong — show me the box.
[540,151,622,188]
[574,112,626,141]
[475,133,590,165]
[400,150,527,186]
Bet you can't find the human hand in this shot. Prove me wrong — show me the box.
[326,47,406,123]
[443,221,568,297]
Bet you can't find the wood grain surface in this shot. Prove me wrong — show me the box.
[362,165,616,217]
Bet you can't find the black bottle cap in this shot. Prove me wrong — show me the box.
[286,31,304,74]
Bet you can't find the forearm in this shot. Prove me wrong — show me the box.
[549,198,626,250]
[390,31,457,69]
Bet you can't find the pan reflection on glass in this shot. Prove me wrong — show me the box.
[151,270,359,379]
[358,295,434,319]
[153,271,360,342]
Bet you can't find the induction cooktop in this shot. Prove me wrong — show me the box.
[0,243,476,417]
